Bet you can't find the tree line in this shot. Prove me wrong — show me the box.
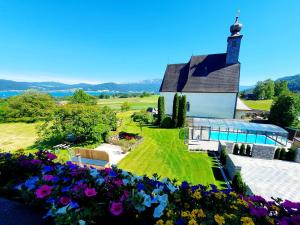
[157,93,187,128]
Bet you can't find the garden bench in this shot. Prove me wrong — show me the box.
[71,148,110,169]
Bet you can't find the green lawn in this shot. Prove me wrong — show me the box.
[242,99,273,111]
[117,112,225,188]
[97,95,158,110]
[0,122,39,151]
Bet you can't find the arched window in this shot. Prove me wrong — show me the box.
[187,101,190,112]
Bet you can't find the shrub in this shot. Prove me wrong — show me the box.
[38,104,117,146]
[232,172,247,195]
[246,144,251,156]
[121,102,130,111]
[286,148,296,161]
[219,146,228,166]
[131,111,153,124]
[239,144,246,156]
[233,144,239,155]
[274,148,280,159]
[279,148,286,160]
[160,116,172,128]
[6,90,55,120]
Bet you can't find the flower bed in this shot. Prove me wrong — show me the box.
[107,132,143,153]
[0,151,300,225]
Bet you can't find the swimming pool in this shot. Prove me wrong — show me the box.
[210,131,277,145]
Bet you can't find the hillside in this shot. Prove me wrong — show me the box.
[277,74,300,92]
[0,79,162,93]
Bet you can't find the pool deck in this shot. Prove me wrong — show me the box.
[229,154,300,201]
[188,140,219,151]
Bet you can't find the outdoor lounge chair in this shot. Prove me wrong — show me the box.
[71,148,110,169]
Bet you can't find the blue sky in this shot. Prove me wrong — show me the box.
[0,0,299,85]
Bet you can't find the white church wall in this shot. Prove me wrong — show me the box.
[160,92,237,119]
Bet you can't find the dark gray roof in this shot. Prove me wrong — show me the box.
[160,53,240,93]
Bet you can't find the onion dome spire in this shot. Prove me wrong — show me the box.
[230,10,243,36]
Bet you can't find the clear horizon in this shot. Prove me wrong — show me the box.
[0,1,299,85]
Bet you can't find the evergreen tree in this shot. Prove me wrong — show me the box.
[279,148,286,160]
[232,172,247,195]
[178,95,187,127]
[246,145,251,156]
[274,148,280,159]
[240,144,246,156]
[264,79,275,99]
[172,93,179,127]
[157,96,165,125]
[233,144,239,155]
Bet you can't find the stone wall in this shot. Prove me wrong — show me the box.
[225,154,241,179]
[295,148,300,163]
[251,144,276,160]
[219,141,234,154]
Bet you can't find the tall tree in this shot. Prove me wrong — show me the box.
[264,79,275,99]
[269,93,299,127]
[172,93,179,127]
[70,89,96,105]
[274,80,289,96]
[178,95,187,127]
[157,96,165,125]
[253,81,266,100]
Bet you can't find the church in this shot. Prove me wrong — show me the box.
[159,16,243,119]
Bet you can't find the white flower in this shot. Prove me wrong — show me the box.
[96,177,105,185]
[56,205,68,214]
[166,182,178,193]
[122,178,130,185]
[78,220,86,225]
[143,193,152,207]
[89,168,99,178]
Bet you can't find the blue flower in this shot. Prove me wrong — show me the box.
[153,204,165,218]
[89,168,99,178]
[69,201,79,209]
[61,185,72,193]
[137,183,145,191]
[96,178,105,185]
[42,165,53,173]
[46,198,56,204]
[166,182,178,193]
[180,181,189,189]
[109,170,117,177]
[122,179,130,185]
[24,176,39,190]
[56,205,68,214]
[176,218,185,225]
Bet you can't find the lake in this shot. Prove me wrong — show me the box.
[0,91,115,98]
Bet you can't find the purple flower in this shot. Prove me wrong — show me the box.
[137,183,145,191]
[250,195,266,204]
[31,159,42,165]
[180,181,189,189]
[282,200,300,211]
[249,206,268,217]
[43,175,55,181]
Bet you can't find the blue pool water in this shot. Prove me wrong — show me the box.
[210,131,276,145]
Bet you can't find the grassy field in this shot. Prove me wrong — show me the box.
[242,99,273,111]
[97,95,158,110]
[0,122,39,151]
[117,111,225,187]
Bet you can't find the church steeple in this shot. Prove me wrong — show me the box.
[226,13,243,65]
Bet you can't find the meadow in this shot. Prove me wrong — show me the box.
[117,111,225,187]
[242,99,273,111]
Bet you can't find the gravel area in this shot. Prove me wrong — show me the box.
[95,143,128,165]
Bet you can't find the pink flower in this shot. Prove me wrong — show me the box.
[35,185,52,199]
[59,196,71,205]
[110,202,123,216]
[114,179,123,187]
[120,190,130,202]
[84,188,97,197]
[46,153,57,160]
[43,175,55,181]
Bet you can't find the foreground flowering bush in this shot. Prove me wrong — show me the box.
[0,151,300,225]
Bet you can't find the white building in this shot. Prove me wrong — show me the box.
[160,16,243,119]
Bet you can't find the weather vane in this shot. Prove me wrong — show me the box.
[236,10,240,18]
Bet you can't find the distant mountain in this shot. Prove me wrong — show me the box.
[0,79,163,93]
[277,74,300,92]
[239,85,254,91]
